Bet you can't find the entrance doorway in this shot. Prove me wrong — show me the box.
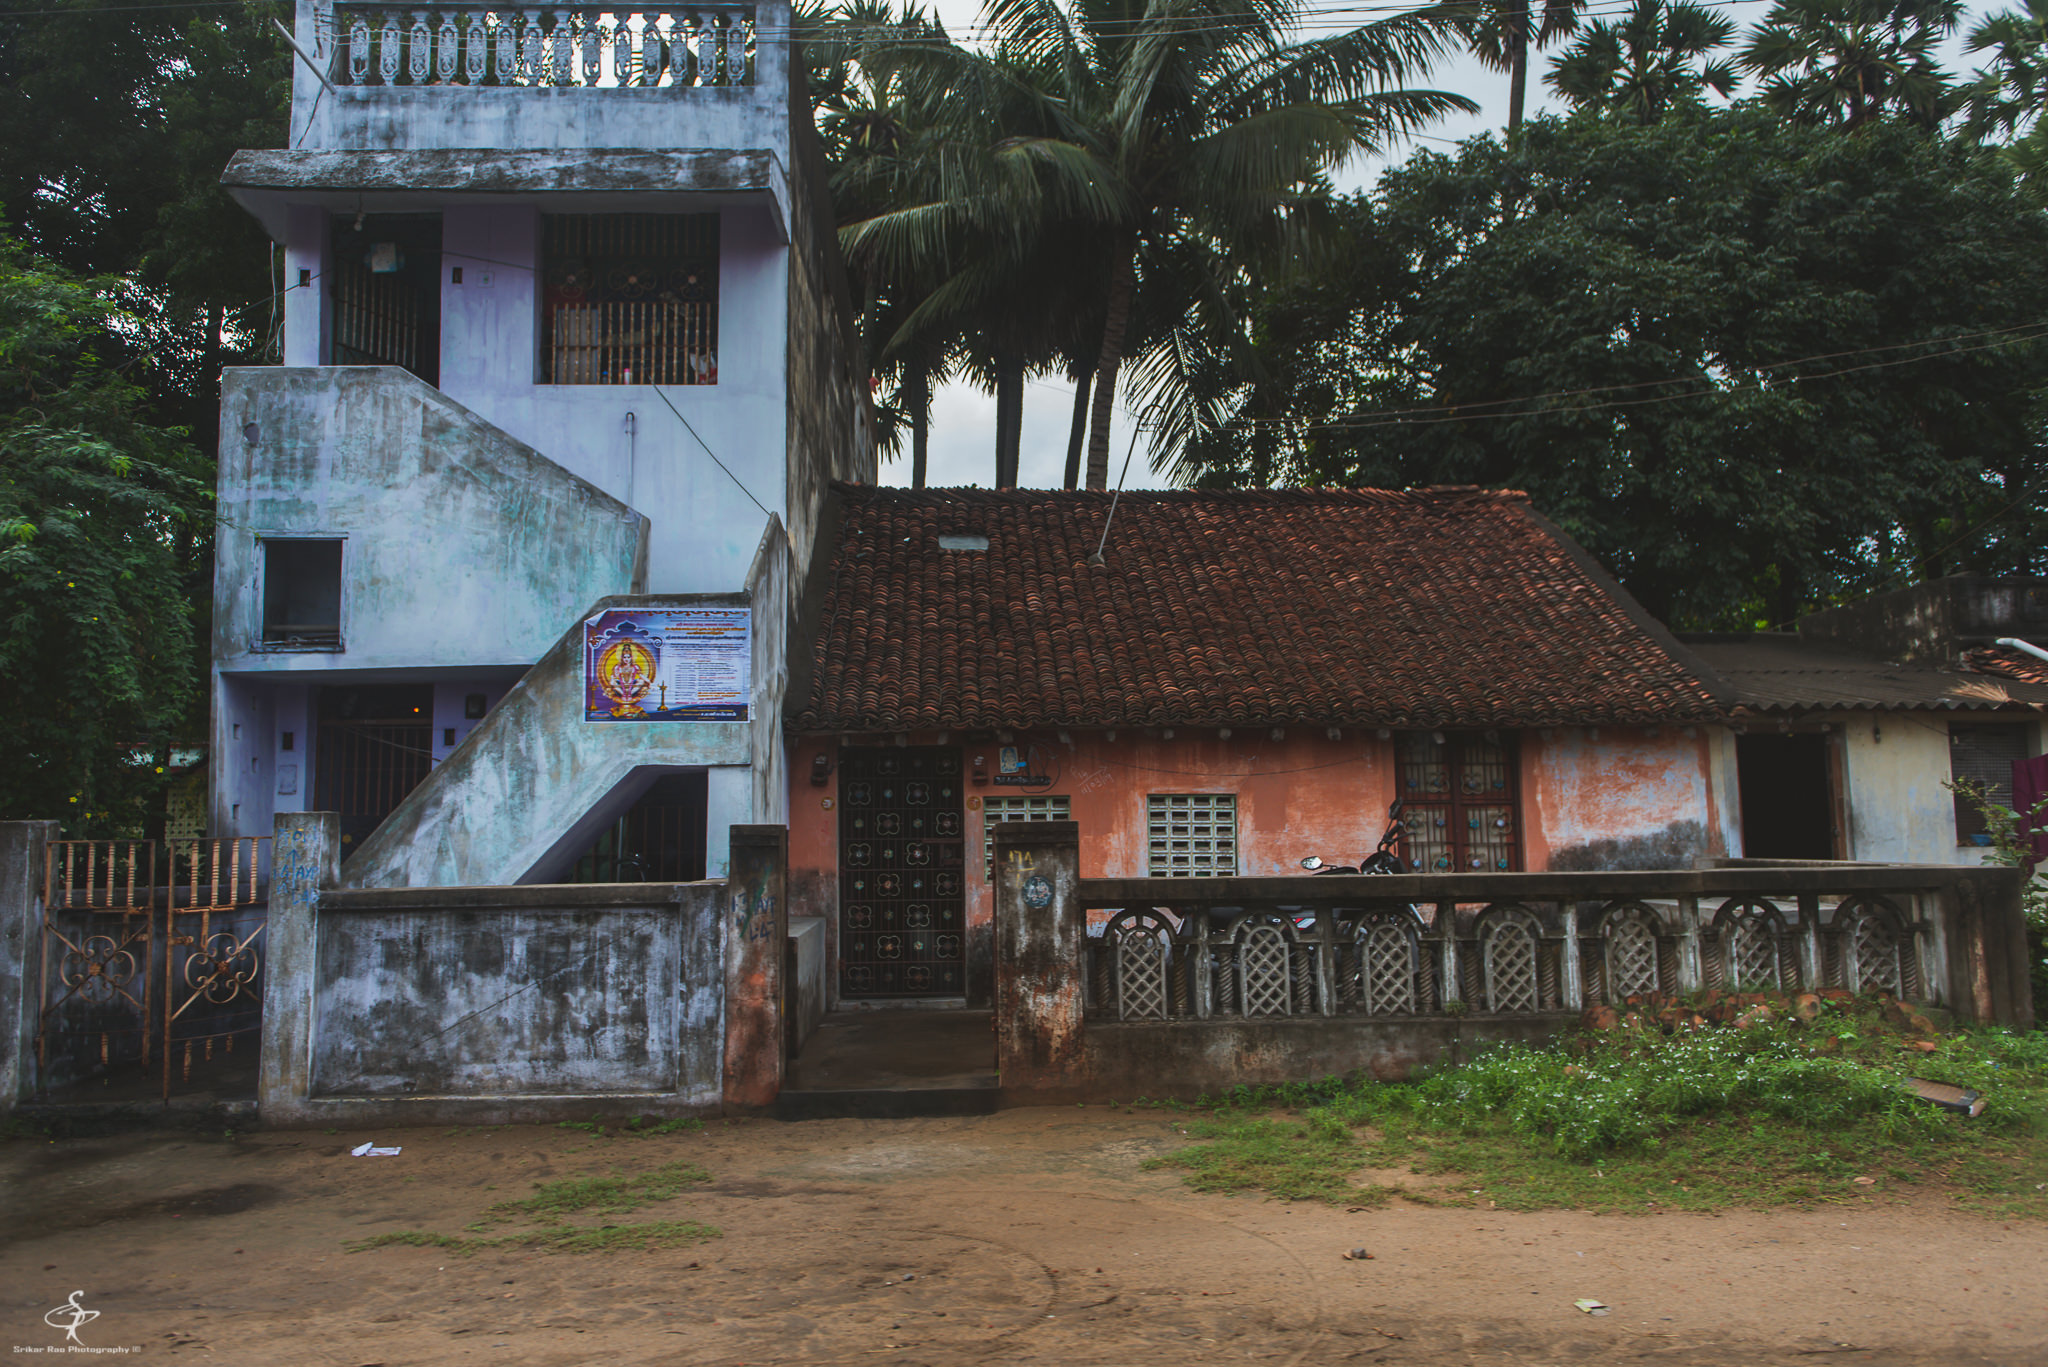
[837,745,967,999]
[567,771,709,882]
[330,213,442,385]
[314,683,434,852]
[1736,733,1836,859]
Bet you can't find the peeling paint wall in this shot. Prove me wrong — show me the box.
[309,885,724,1106]
[1838,712,2046,866]
[787,725,1729,1004]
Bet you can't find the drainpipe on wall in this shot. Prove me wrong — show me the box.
[623,411,638,509]
[1996,637,2048,665]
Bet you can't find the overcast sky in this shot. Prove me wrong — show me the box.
[875,0,2016,493]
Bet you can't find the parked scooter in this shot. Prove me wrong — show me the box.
[1299,801,1407,875]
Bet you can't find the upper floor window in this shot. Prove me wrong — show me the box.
[1147,794,1237,876]
[1399,732,1520,872]
[543,213,718,385]
[260,538,344,651]
[331,213,442,386]
[1950,723,2031,845]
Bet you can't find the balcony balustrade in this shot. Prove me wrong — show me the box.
[324,2,756,88]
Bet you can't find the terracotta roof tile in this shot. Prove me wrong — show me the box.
[795,485,1724,731]
[1963,644,2048,687]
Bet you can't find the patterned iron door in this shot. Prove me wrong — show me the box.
[838,746,966,998]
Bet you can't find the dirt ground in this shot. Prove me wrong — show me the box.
[1,1107,2042,1366]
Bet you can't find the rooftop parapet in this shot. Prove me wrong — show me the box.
[285,0,791,152]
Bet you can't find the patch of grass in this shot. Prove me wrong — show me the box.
[347,1160,720,1256]
[1155,1002,2048,1217]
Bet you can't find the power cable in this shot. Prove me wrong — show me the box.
[649,383,774,518]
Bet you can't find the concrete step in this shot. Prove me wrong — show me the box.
[773,1080,1001,1121]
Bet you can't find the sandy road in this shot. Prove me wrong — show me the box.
[1,1107,2042,1365]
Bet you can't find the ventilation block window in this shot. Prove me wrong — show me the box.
[1399,732,1521,872]
[982,794,1071,877]
[260,539,343,650]
[1950,723,2031,844]
[544,213,718,385]
[1147,794,1238,876]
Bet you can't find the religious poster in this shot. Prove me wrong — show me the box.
[583,607,750,722]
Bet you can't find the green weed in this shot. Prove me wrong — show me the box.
[346,1160,720,1256]
[1155,1010,2048,1217]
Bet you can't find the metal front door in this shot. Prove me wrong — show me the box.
[838,746,967,998]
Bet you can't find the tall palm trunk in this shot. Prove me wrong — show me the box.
[1084,247,1136,491]
[1063,367,1091,490]
[994,351,1023,489]
[1508,23,1530,132]
[907,361,930,490]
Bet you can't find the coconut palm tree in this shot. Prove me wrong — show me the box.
[842,0,1473,489]
[1738,0,1961,129]
[1457,0,1590,134]
[1546,0,1738,122]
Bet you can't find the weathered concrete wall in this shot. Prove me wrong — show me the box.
[1800,575,2048,665]
[723,825,785,1108]
[260,811,342,1122]
[992,821,1084,1092]
[287,0,793,159]
[1017,1014,1576,1105]
[786,725,1727,1006]
[1838,712,2046,866]
[310,885,722,1102]
[1524,726,1729,871]
[786,916,826,1056]
[0,822,56,1109]
[782,95,876,607]
[339,592,753,888]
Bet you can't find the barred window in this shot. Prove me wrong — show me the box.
[543,213,719,385]
[1950,723,2031,844]
[1398,732,1520,872]
[982,794,1071,877]
[1147,794,1238,876]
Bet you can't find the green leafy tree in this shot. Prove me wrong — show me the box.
[1546,0,1738,123]
[1738,0,1960,129]
[1163,111,2048,628]
[0,227,207,831]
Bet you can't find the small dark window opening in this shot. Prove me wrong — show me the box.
[543,213,719,385]
[261,539,343,649]
[1951,723,2031,844]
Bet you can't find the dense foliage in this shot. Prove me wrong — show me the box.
[0,230,207,830]
[1161,109,2048,626]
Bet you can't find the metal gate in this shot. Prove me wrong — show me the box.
[36,837,269,1101]
[837,746,967,998]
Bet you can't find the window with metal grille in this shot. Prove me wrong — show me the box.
[1398,732,1521,872]
[543,213,718,385]
[1147,794,1238,876]
[982,795,1071,877]
[1950,723,2031,843]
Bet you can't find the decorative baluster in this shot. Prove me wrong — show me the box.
[614,15,634,87]
[724,12,746,85]
[379,11,402,83]
[408,10,431,82]
[697,11,718,85]
[493,12,514,82]
[348,13,371,83]
[552,10,574,85]
[521,10,543,84]
[581,12,602,86]
[465,13,487,82]
[437,12,459,81]
[642,14,664,85]
[670,12,696,86]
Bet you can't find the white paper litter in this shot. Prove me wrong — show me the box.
[350,1142,402,1157]
[1574,1299,1609,1316]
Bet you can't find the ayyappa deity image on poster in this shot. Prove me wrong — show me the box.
[583,608,750,722]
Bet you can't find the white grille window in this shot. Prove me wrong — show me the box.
[1147,794,1238,876]
[983,795,1072,877]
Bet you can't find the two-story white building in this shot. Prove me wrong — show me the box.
[211,0,871,883]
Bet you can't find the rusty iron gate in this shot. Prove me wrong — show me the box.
[37,837,269,1101]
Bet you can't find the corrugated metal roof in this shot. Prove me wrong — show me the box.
[1688,637,2048,713]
